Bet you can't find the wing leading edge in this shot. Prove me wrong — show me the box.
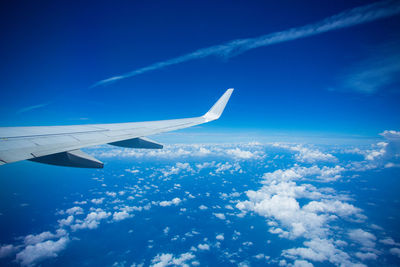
[0,89,233,168]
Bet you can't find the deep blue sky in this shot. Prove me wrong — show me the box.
[0,0,399,138]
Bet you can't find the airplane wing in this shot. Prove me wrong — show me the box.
[0,89,233,168]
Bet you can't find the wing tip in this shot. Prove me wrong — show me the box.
[203,88,234,122]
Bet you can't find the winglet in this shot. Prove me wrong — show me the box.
[203,88,234,122]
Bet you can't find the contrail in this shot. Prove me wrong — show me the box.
[92,0,400,88]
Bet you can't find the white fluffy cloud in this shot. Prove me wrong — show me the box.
[348,130,400,167]
[65,206,83,215]
[197,244,210,250]
[213,213,226,220]
[90,143,266,161]
[216,234,224,241]
[236,155,367,266]
[113,211,131,221]
[271,143,337,163]
[226,148,263,160]
[91,198,105,204]
[71,210,111,231]
[16,237,69,266]
[150,252,195,267]
[348,229,376,248]
[159,198,182,207]
[23,229,67,246]
[162,163,194,177]
[262,165,345,183]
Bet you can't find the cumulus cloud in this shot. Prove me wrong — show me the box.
[355,252,378,261]
[161,163,194,177]
[65,206,84,215]
[113,211,131,221]
[91,143,266,164]
[16,237,69,266]
[23,229,67,246]
[150,252,195,267]
[348,130,400,168]
[216,234,224,241]
[71,209,111,231]
[293,260,314,267]
[199,205,208,210]
[379,237,400,246]
[91,198,105,205]
[271,143,337,163]
[58,215,74,227]
[197,244,210,250]
[0,244,17,258]
[262,164,345,183]
[213,213,226,220]
[348,229,376,248]
[226,148,263,160]
[159,198,182,207]
[283,238,357,266]
[390,247,400,257]
[236,155,367,265]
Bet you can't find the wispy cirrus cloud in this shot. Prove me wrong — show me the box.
[333,41,400,94]
[17,102,51,114]
[92,0,400,88]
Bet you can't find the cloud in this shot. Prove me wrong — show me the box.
[65,206,84,215]
[92,0,400,87]
[161,163,194,177]
[262,164,345,183]
[112,211,131,221]
[91,198,105,204]
[348,229,377,248]
[355,252,378,261]
[390,247,400,257]
[213,213,226,220]
[16,237,69,267]
[17,102,51,114]
[293,260,314,267]
[150,252,195,267]
[92,143,265,162]
[348,130,400,168]
[379,237,400,246]
[226,148,263,160]
[71,209,111,231]
[236,159,368,265]
[159,197,182,207]
[216,234,224,241]
[0,244,17,258]
[163,227,170,235]
[197,244,210,250]
[333,41,400,94]
[58,215,74,227]
[23,229,67,246]
[282,238,359,266]
[271,143,337,163]
[199,205,208,210]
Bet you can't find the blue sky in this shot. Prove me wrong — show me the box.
[0,0,399,139]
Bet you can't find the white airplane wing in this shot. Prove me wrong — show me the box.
[0,89,233,168]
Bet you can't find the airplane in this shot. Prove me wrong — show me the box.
[0,89,233,168]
